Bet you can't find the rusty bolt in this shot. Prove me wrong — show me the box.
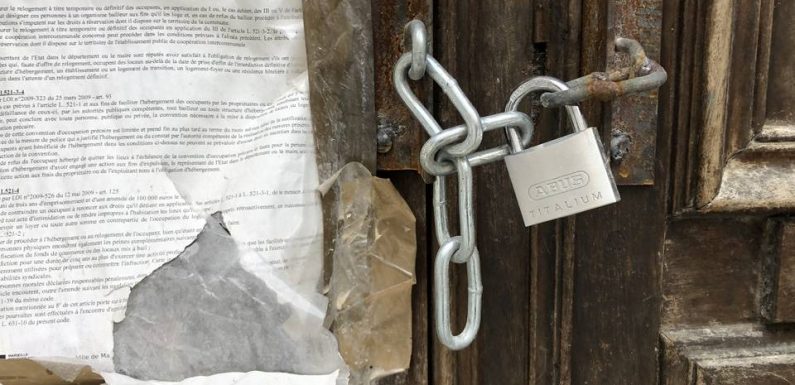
[377,117,400,154]
[377,129,393,153]
[610,131,632,163]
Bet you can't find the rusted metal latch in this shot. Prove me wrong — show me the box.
[540,37,667,108]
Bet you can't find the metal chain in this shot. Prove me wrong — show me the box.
[395,20,538,351]
[395,22,482,157]
[395,20,665,351]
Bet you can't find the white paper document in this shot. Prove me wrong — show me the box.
[0,0,329,378]
[101,370,340,385]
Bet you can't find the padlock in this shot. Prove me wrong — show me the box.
[503,76,620,227]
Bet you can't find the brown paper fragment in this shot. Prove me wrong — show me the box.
[0,359,104,385]
[324,163,416,385]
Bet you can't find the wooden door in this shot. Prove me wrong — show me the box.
[661,0,795,384]
[305,0,795,384]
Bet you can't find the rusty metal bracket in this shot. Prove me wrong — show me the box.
[540,37,667,108]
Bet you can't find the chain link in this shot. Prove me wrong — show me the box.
[394,54,483,157]
[420,111,534,176]
[395,19,667,351]
[394,20,538,351]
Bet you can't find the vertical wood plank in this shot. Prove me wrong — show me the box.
[695,0,735,207]
[302,0,378,315]
[663,218,764,325]
[661,0,684,215]
[529,221,559,385]
[772,224,795,323]
[762,219,795,324]
[429,7,462,385]
[568,155,666,385]
[764,0,795,123]
[580,0,610,130]
[671,0,703,212]
[557,219,576,385]
[751,0,775,131]
[527,4,582,385]
[724,0,761,156]
[684,0,710,210]
[303,0,377,179]
[432,2,535,385]
[564,1,668,384]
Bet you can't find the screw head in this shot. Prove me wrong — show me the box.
[610,132,631,162]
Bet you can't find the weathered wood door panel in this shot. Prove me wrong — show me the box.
[661,0,795,383]
[307,0,795,384]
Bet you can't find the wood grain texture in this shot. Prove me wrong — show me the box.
[529,3,582,385]
[670,0,702,212]
[697,364,795,385]
[761,218,795,324]
[561,0,668,384]
[432,1,535,385]
[662,218,764,326]
[773,222,795,323]
[752,0,775,131]
[661,0,684,214]
[669,0,795,213]
[303,0,377,179]
[662,324,795,385]
[765,0,795,123]
[704,145,795,212]
[725,0,761,156]
[695,0,735,207]
[568,191,666,385]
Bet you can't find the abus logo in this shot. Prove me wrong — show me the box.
[528,171,590,200]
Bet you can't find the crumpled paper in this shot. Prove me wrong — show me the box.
[112,213,347,383]
[321,163,416,384]
[101,370,339,385]
[2,162,417,385]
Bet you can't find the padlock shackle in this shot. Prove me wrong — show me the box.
[504,76,589,152]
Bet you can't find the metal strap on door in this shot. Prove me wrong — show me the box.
[393,20,667,350]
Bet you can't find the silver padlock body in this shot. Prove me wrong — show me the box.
[505,127,620,227]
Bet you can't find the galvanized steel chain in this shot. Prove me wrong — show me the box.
[394,20,535,350]
[395,20,479,350]
[394,19,665,351]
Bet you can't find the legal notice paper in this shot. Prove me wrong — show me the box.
[0,0,328,377]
